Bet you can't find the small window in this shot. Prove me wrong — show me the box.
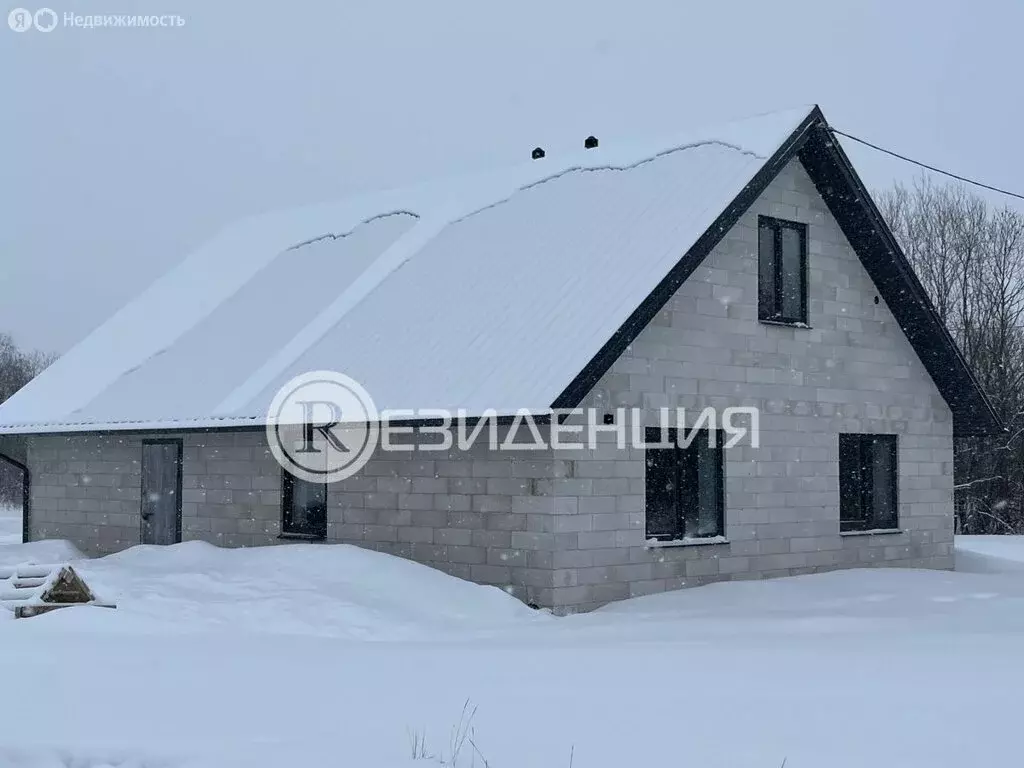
[282,470,327,538]
[758,215,808,325]
[839,434,898,532]
[645,427,724,541]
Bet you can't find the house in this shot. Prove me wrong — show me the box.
[0,105,1002,613]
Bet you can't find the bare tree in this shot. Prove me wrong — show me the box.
[0,333,55,506]
[879,178,1024,533]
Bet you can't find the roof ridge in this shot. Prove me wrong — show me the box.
[448,139,765,228]
[214,141,763,419]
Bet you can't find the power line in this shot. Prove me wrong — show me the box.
[829,127,1024,202]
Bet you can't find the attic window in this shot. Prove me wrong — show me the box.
[758,216,808,325]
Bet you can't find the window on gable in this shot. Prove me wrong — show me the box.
[758,215,808,325]
[839,434,898,532]
[282,470,327,539]
[644,427,725,541]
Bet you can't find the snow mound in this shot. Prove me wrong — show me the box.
[0,506,21,546]
[581,564,1024,643]
[0,537,83,570]
[24,540,544,639]
[956,535,1024,573]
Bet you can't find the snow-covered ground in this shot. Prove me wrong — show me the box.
[1,535,1023,768]
[0,504,20,546]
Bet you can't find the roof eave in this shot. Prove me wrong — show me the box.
[797,119,1005,437]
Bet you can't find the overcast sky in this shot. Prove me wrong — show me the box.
[2,0,1022,354]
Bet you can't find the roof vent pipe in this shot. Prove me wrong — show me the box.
[584,136,598,149]
[532,147,545,160]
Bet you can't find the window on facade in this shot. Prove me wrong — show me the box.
[839,434,898,532]
[282,470,327,538]
[758,215,808,324]
[644,427,724,541]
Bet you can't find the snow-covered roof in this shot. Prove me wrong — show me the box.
[0,107,820,434]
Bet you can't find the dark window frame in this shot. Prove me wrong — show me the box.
[839,434,899,533]
[758,215,809,325]
[281,469,328,539]
[644,427,725,541]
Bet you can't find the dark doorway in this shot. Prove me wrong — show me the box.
[140,439,182,545]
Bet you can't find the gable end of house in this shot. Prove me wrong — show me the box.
[552,106,1003,438]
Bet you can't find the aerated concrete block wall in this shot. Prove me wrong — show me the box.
[27,430,565,607]
[25,157,955,614]
[548,157,955,612]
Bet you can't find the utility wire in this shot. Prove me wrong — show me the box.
[829,127,1024,202]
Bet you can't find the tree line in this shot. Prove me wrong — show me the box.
[879,177,1024,533]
